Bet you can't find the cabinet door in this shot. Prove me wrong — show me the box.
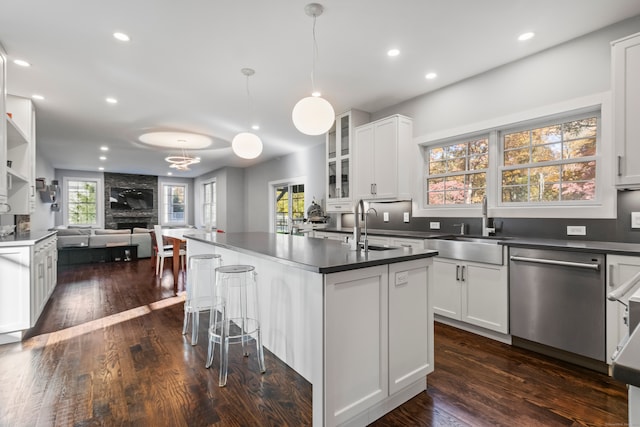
[432,258,461,320]
[461,261,508,333]
[32,247,46,325]
[325,266,388,426]
[0,246,31,333]
[0,48,7,204]
[391,238,425,250]
[389,260,432,395]
[606,255,640,362]
[354,123,375,198]
[371,117,398,199]
[613,33,640,187]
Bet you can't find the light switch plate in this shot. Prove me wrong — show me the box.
[567,225,587,236]
[403,212,410,223]
[383,212,389,222]
[430,221,441,230]
[632,212,640,229]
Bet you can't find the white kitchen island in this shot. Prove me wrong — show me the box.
[185,231,437,427]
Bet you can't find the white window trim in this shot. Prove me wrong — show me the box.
[201,179,216,230]
[160,182,189,226]
[268,176,306,234]
[412,92,615,219]
[62,176,104,227]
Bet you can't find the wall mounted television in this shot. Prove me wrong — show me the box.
[109,187,154,210]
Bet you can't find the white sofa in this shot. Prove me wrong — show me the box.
[55,227,153,258]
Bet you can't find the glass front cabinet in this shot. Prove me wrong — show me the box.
[326,110,369,212]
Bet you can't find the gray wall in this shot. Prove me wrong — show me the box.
[30,149,56,231]
[244,142,325,232]
[194,167,245,232]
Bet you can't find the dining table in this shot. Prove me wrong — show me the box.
[160,228,193,295]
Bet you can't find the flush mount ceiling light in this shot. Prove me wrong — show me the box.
[518,32,535,41]
[232,68,263,159]
[138,131,211,172]
[291,3,335,136]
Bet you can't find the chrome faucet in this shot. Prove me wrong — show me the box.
[482,196,496,237]
[352,199,377,252]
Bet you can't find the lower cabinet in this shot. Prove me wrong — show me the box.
[325,259,433,426]
[432,256,508,334]
[0,235,58,340]
[606,254,640,363]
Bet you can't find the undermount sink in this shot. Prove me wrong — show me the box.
[364,245,400,251]
[426,236,507,265]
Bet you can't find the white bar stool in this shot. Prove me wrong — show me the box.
[206,264,266,387]
[182,253,222,345]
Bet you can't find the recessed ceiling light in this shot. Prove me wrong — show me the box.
[387,49,400,57]
[13,59,31,67]
[98,167,105,171]
[167,172,173,176]
[113,32,131,42]
[106,97,118,104]
[251,124,260,131]
[311,91,321,97]
[518,32,535,41]
[32,94,44,100]
[425,72,437,80]
[99,156,107,160]
[100,146,109,151]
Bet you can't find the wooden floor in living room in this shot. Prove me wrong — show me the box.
[0,259,628,426]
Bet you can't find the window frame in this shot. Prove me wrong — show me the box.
[413,92,615,219]
[268,176,306,234]
[62,176,104,227]
[201,179,216,230]
[160,182,189,226]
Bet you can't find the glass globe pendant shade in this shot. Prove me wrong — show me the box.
[232,132,263,159]
[292,96,335,136]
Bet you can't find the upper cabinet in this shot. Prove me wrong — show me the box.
[0,47,8,212]
[613,32,640,188]
[5,95,36,214]
[325,109,370,213]
[354,114,413,201]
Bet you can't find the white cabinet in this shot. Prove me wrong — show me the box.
[5,95,36,214]
[606,254,640,363]
[0,234,58,342]
[0,46,8,211]
[432,254,508,334]
[354,115,413,200]
[325,259,433,426]
[326,110,370,212]
[613,32,640,188]
[390,237,425,250]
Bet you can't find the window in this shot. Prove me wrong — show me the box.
[202,181,216,229]
[161,183,187,225]
[65,179,99,226]
[425,137,488,205]
[500,114,598,204]
[274,183,304,234]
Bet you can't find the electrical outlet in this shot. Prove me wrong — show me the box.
[430,221,440,230]
[383,212,389,222]
[403,212,410,223]
[632,212,640,229]
[395,271,409,285]
[567,225,586,236]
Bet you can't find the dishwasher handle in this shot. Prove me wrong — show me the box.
[509,255,600,271]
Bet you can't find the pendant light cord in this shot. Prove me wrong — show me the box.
[311,14,318,94]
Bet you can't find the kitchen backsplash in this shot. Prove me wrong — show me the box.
[339,190,640,244]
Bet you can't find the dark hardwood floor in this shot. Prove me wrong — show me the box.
[0,259,628,426]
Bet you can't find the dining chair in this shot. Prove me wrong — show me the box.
[153,225,186,276]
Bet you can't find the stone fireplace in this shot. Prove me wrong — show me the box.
[104,173,158,229]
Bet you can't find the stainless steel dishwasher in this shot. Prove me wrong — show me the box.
[509,247,605,362]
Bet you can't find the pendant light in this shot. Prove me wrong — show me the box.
[232,68,263,159]
[292,3,335,136]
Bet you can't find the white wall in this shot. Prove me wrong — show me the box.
[244,142,326,232]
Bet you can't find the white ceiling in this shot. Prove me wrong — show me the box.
[1,0,640,178]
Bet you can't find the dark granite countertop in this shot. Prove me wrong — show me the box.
[0,230,57,247]
[320,228,640,256]
[184,231,438,274]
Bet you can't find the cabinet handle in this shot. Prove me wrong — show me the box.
[334,205,341,209]
[618,155,622,177]
[370,183,375,194]
[456,265,460,281]
[609,264,615,288]
[461,265,465,282]
[374,183,377,195]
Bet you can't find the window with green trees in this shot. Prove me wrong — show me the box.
[162,184,186,224]
[275,183,304,234]
[67,179,98,225]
